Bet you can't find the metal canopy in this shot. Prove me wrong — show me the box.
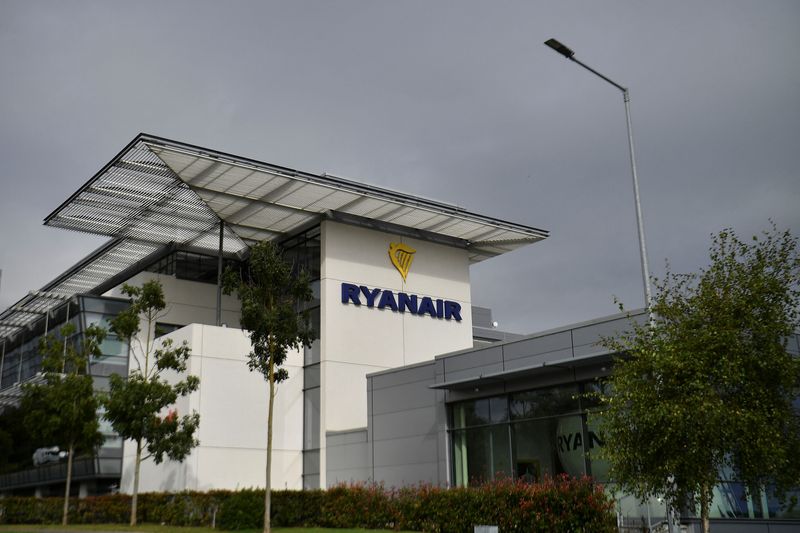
[429,352,613,391]
[143,136,548,261]
[45,134,547,261]
[1,133,548,342]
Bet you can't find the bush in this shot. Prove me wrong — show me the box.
[321,483,393,529]
[0,475,615,532]
[216,489,262,530]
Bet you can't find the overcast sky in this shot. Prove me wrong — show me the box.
[1,1,798,334]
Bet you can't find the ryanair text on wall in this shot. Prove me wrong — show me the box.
[340,283,462,321]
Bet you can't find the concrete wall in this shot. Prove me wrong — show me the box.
[104,271,241,331]
[120,324,305,492]
[319,220,473,486]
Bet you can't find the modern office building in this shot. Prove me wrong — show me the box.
[0,134,797,531]
[0,133,547,495]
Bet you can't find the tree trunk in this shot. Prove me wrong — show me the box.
[131,438,142,527]
[700,483,711,533]
[62,443,74,526]
[263,357,275,533]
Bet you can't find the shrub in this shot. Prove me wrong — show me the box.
[216,489,262,530]
[0,475,615,532]
[321,483,393,529]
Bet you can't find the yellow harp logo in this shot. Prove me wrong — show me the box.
[388,242,416,281]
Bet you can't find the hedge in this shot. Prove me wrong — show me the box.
[0,475,615,532]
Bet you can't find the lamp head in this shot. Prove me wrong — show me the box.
[544,38,575,59]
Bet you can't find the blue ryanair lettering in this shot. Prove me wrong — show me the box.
[377,290,398,311]
[340,283,461,322]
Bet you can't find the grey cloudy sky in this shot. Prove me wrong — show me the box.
[1,1,798,334]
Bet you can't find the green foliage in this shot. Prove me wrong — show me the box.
[0,406,35,474]
[222,241,314,382]
[21,323,107,524]
[321,484,394,529]
[596,225,800,524]
[105,281,200,463]
[222,241,314,532]
[0,479,614,532]
[104,280,200,525]
[22,323,106,455]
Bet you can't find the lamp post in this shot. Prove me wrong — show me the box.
[544,38,652,309]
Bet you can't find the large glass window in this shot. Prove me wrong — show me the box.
[453,425,511,486]
[451,383,595,486]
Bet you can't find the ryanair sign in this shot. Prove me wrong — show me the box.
[388,242,415,281]
[340,283,462,321]
[339,242,462,321]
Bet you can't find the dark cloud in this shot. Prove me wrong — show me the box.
[1,1,798,333]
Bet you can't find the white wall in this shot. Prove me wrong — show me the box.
[103,271,242,331]
[319,221,473,486]
[119,324,305,493]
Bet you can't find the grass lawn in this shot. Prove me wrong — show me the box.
[0,526,418,533]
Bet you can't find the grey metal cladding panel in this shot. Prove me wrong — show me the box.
[502,348,574,371]
[372,405,437,442]
[303,450,320,475]
[502,331,573,361]
[571,316,633,348]
[372,433,439,467]
[373,462,439,487]
[370,362,436,391]
[573,343,611,359]
[472,306,493,328]
[327,441,370,471]
[327,429,368,446]
[442,363,504,384]
[304,364,321,389]
[371,381,436,416]
[441,346,503,375]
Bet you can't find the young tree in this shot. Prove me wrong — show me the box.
[596,226,800,533]
[22,323,106,525]
[104,280,200,526]
[223,240,314,533]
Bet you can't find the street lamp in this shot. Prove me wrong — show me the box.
[544,38,653,309]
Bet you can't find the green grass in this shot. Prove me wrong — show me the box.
[0,526,417,533]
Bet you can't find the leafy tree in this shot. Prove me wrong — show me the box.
[0,406,36,474]
[21,323,106,525]
[596,226,800,533]
[223,240,314,533]
[104,280,200,526]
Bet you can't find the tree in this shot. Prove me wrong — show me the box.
[21,323,106,525]
[104,280,200,526]
[223,240,314,533]
[596,226,800,533]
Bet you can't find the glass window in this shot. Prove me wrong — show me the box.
[452,426,511,486]
[513,414,587,480]
[155,323,184,337]
[510,384,580,420]
[452,397,509,428]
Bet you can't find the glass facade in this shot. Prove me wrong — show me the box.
[278,225,323,489]
[145,250,241,284]
[450,380,799,521]
[450,382,608,487]
[0,295,131,493]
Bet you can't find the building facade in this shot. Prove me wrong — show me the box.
[1,135,797,532]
